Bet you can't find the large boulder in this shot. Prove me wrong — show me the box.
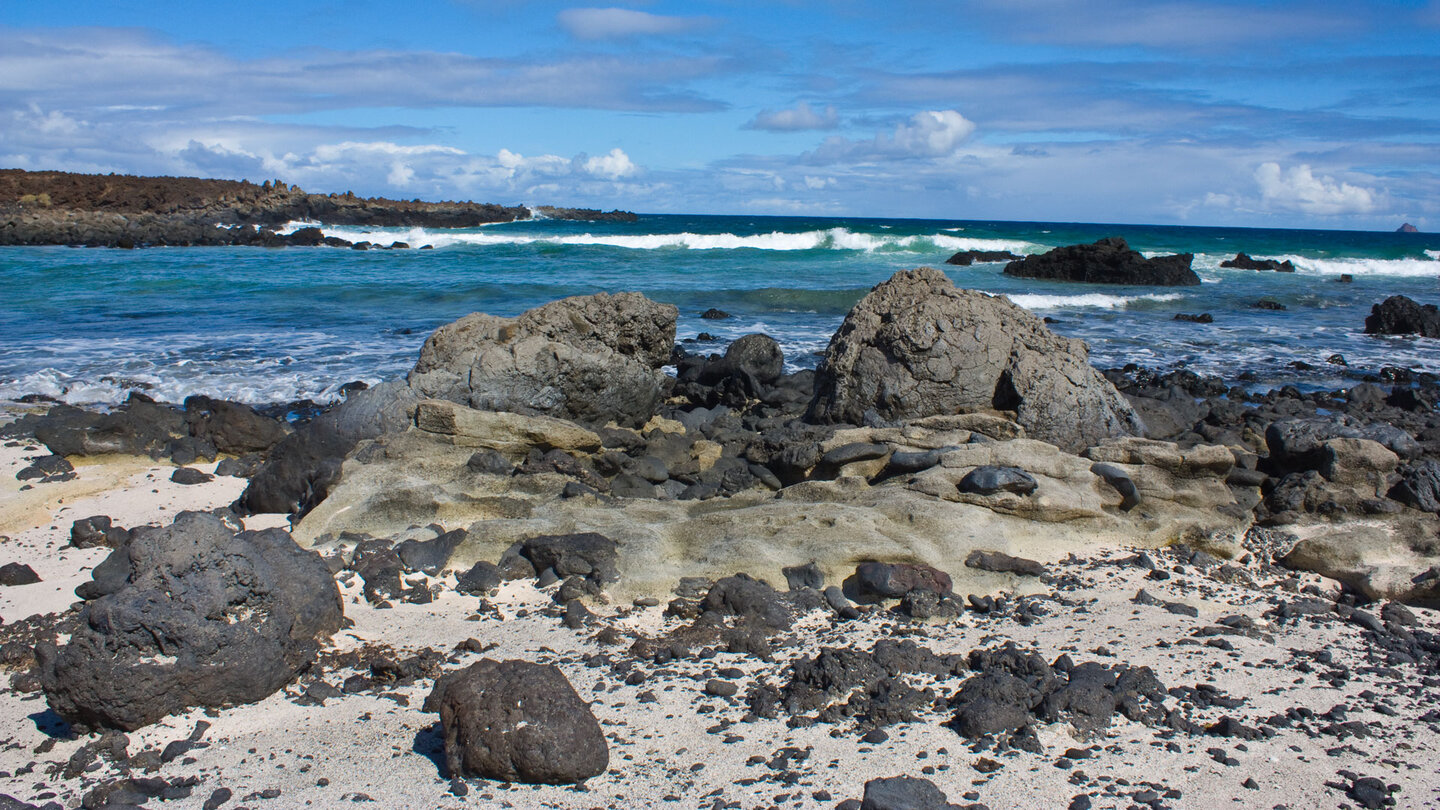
[806,268,1144,452]
[1364,295,1440,338]
[408,292,677,428]
[423,659,608,785]
[1003,237,1199,286]
[38,511,343,731]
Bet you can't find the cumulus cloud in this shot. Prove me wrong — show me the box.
[745,102,839,132]
[1253,162,1377,215]
[582,147,639,179]
[807,110,977,164]
[558,7,711,40]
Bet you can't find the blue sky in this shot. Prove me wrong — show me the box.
[2,1,1437,229]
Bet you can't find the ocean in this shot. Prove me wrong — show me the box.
[2,214,1438,408]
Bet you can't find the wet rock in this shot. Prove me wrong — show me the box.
[945,250,1021,266]
[1003,237,1199,286]
[423,659,608,785]
[1220,253,1296,272]
[1365,295,1440,338]
[183,395,290,455]
[39,511,343,730]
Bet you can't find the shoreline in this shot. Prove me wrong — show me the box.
[1,267,1438,809]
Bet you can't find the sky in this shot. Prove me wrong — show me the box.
[2,1,1438,229]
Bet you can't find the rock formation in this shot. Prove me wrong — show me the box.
[408,292,677,428]
[1365,295,1440,338]
[39,511,343,731]
[424,659,608,785]
[806,267,1144,452]
[1003,237,1199,286]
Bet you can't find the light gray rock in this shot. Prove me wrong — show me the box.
[806,268,1142,452]
[409,292,677,428]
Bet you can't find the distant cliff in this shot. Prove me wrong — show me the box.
[0,169,637,247]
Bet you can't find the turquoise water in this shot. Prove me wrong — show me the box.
[1,214,1438,406]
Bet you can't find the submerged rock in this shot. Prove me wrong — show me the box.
[807,268,1143,452]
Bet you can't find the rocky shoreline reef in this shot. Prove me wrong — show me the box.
[2,265,1440,808]
[0,169,636,248]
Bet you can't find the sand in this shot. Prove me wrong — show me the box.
[1,441,1438,809]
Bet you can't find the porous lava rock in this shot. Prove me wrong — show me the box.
[424,659,608,785]
[38,511,342,730]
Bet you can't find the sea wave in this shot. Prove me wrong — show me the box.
[1426,249,1439,261]
[1197,252,1440,278]
[282,222,1037,254]
[1004,292,1185,310]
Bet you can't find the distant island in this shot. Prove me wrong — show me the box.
[0,169,637,248]
[1397,223,1420,233]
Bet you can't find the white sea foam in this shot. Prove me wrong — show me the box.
[285,222,1037,254]
[1196,251,1440,278]
[1004,292,1185,310]
[1426,249,1439,261]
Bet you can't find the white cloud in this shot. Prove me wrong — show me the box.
[746,102,839,132]
[557,7,710,40]
[807,109,977,164]
[1253,162,1377,215]
[582,147,638,179]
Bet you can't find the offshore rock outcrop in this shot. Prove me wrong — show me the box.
[806,267,1144,453]
[1003,237,1200,286]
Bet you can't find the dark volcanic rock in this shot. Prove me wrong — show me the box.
[520,533,619,586]
[1220,253,1296,272]
[1003,237,1200,286]
[945,250,1022,266]
[183,395,290,455]
[854,562,953,600]
[701,574,792,630]
[958,465,1037,496]
[1174,313,1213,324]
[39,511,343,730]
[859,776,953,810]
[1389,459,1440,512]
[423,659,608,785]
[238,381,418,516]
[170,467,213,485]
[806,268,1143,452]
[1365,295,1440,338]
[0,562,40,586]
[696,334,784,388]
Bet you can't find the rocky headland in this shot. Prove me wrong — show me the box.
[1,267,1439,809]
[0,169,637,248]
